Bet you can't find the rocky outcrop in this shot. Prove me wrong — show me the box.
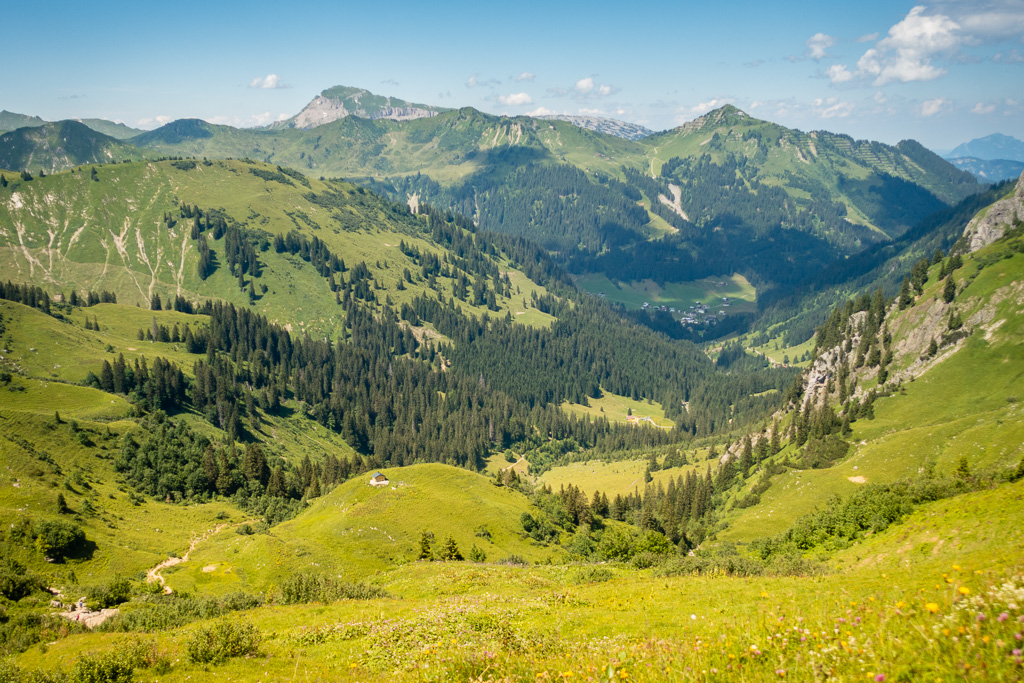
[962,171,1024,253]
[289,92,443,130]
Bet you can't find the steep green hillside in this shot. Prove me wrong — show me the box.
[717,213,1024,544]
[0,158,553,338]
[0,121,147,173]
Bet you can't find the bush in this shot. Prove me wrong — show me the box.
[100,592,263,633]
[279,572,387,604]
[185,621,261,664]
[86,577,132,610]
[0,560,41,601]
[70,638,156,683]
[32,519,85,560]
[572,566,614,583]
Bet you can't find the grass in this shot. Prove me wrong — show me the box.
[561,388,675,429]
[0,159,556,341]
[540,455,710,499]
[575,272,756,313]
[10,477,1024,681]
[161,463,561,594]
[719,239,1024,545]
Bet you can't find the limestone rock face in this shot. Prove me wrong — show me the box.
[962,171,1024,253]
[288,90,443,130]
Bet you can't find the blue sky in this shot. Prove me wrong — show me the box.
[3,0,1022,150]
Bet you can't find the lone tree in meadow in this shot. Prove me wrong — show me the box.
[439,535,464,561]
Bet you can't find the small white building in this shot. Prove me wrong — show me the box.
[369,471,389,487]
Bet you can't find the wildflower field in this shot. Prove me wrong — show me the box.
[9,478,1023,682]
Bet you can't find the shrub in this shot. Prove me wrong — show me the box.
[0,560,40,601]
[185,621,261,664]
[279,572,387,604]
[572,566,614,583]
[32,519,85,560]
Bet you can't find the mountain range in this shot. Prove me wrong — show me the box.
[1,82,1024,682]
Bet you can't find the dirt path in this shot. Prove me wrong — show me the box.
[146,521,251,594]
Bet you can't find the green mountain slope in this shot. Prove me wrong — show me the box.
[0,110,142,139]
[0,121,147,173]
[0,158,553,337]
[716,188,1024,543]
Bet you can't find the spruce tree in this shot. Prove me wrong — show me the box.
[942,276,956,303]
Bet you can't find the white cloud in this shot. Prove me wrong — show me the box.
[466,73,500,88]
[946,1,1024,41]
[575,77,595,94]
[920,97,951,116]
[814,97,855,118]
[874,90,888,104]
[825,64,855,83]
[971,102,996,114]
[806,32,836,60]
[514,72,535,82]
[689,98,732,115]
[527,106,556,117]
[136,115,172,129]
[498,92,533,106]
[674,98,736,123]
[248,74,289,89]
[994,48,1024,62]
[857,32,880,42]
[857,6,961,85]
[598,84,612,96]
[577,107,606,116]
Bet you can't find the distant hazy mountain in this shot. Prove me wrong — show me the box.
[72,118,142,140]
[273,85,450,130]
[947,157,1024,182]
[0,110,46,134]
[0,110,141,139]
[948,133,1024,162]
[536,115,654,141]
[0,120,147,173]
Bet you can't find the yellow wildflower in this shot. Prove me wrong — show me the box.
[925,603,940,613]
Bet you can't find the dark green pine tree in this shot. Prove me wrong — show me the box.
[943,276,956,303]
[898,277,914,310]
[418,530,434,560]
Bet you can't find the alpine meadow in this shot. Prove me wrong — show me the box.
[2,9,1024,681]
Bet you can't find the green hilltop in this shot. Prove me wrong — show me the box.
[0,121,147,174]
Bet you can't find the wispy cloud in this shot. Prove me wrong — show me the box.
[825,64,855,84]
[813,97,855,118]
[514,72,535,82]
[136,115,172,129]
[806,33,835,60]
[857,32,880,43]
[248,74,290,89]
[206,112,291,128]
[920,97,951,116]
[527,106,556,117]
[994,48,1023,63]
[971,101,996,114]
[498,92,533,106]
[466,74,501,89]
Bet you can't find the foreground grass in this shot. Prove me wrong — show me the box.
[12,478,1024,682]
